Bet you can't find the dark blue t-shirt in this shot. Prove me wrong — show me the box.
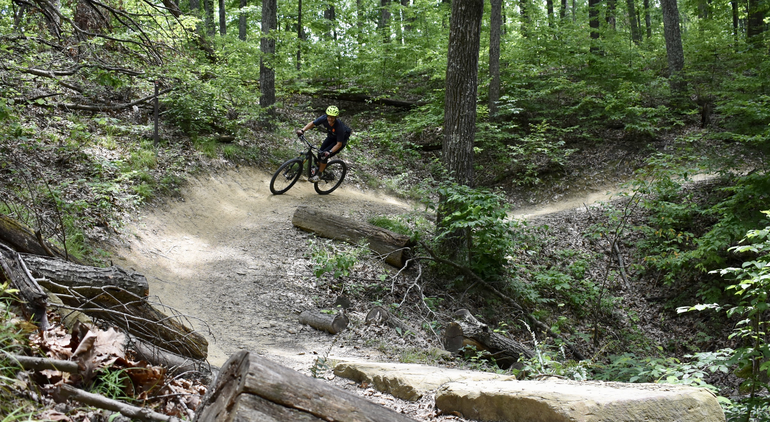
[313,114,352,144]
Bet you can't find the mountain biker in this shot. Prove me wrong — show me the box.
[296,105,352,182]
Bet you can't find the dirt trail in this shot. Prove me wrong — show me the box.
[110,167,416,371]
[110,166,633,373]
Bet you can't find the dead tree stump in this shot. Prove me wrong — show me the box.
[444,309,535,368]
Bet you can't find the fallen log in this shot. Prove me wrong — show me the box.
[12,354,81,374]
[444,309,535,368]
[316,90,422,109]
[19,253,207,361]
[365,306,416,335]
[0,214,73,260]
[292,206,413,268]
[299,309,349,335]
[20,253,149,299]
[0,243,48,329]
[193,350,418,422]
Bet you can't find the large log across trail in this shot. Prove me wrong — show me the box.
[193,350,418,422]
[291,206,413,268]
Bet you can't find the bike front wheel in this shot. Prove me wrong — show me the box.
[314,159,347,195]
[270,158,303,195]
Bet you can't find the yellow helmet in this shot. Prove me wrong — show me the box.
[326,105,339,116]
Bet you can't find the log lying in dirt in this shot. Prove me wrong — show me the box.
[292,206,414,268]
[444,309,535,368]
[299,309,349,334]
[0,243,49,329]
[18,253,207,361]
[193,350,418,422]
[0,215,74,260]
[366,306,417,335]
[20,253,149,299]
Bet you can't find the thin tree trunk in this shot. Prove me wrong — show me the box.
[546,0,554,26]
[260,0,277,115]
[297,0,303,70]
[519,0,529,37]
[218,0,225,35]
[489,0,502,118]
[660,0,686,95]
[627,0,641,44]
[560,0,567,19]
[203,0,214,36]
[747,0,765,45]
[380,0,391,42]
[644,0,651,39]
[238,0,246,40]
[731,0,738,39]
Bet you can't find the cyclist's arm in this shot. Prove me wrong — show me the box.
[300,122,315,133]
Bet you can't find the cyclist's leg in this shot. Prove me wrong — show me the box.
[318,136,340,173]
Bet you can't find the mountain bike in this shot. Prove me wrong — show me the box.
[269,133,348,195]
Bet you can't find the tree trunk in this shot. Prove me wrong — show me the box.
[443,0,482,187]
[260,0,277,114]
[519,0,529,37]
[238,0,246,40]
[299,309,349,334]
[747,0,765,45]
[203,0,215,36]
[379,0,391,42]
[291,206,414,268]
[489,0,502,118]
[626,0,641,44]
[444,309,535,368]
[660,0,686,95]
[588,0,601,42]
[297,0,303,70]
[644,0,651,39]
[731,0,739,39]
[193,351,418,422]
[546,0,554,26]
[218,0,225,35]
[440,0,483,260]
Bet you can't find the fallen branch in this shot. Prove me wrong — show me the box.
[56,384,183,422]
[10,354,80,374]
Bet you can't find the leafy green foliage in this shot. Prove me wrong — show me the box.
[592,349,730,391]
[428,182,526,281]
[308,239,369,279]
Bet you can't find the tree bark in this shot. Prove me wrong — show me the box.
[193,351,418,422]
[291,206,414,268]
[443,0,482,187]
[0,243,48,329]
[660,0,685,95]
[238,0,246,40]
[747,0,765,44]
[489,0,502,118]
[218,0,225,35]
[260,0,277,115]
[0,214,72,261]
[299,309,349,334]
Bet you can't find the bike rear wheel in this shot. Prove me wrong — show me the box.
[314,159,347,195]
[270,159,303,195]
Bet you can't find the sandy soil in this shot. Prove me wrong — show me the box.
[109,166,417,372]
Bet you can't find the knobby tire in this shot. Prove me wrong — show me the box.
[314,160,347,195]
[270,159,303,195]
